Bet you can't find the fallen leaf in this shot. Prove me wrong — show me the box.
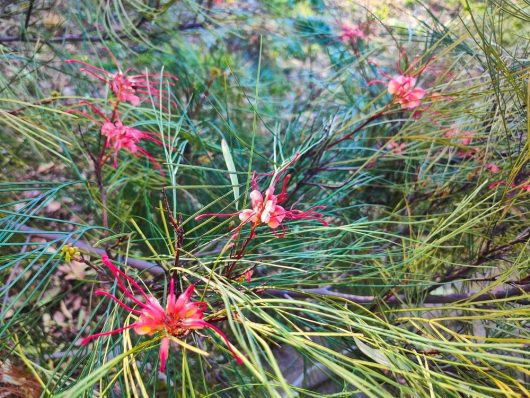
[46,201,61,213]
[36,162,54,174]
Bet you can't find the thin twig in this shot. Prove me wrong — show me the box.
[424,227,530,295]
[2,234,32,313]
[263,283,530,304]
[162,188,184,275]
[24,0,35,30]
[12,226,530,304]
[0,23,203,44]
[15,225,164,275]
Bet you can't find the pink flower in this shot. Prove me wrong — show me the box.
[238,188,286,230]
[101,119,162,169]
[66,59,177,107]
[486,163,500,174]
[489,181,507,190]
[71,101,163,170]
[443,127,478,158]
[444,125,457,138]
[460,131,473,146]
[340,24,366,42]
[234,268,254,283]
[387,141,407,155]
[81,256,243,371]
[387,75,426,110]
[196,153,328,238]
[368,49,434,111]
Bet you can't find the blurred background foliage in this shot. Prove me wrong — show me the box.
[1,0,530,396]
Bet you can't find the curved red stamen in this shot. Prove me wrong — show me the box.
[186,319,243,365]
[367,79,386,87]
[101,256,150,306]
[251,171,259,191]
[95,289,142,314]
[136,147,164,175]
[79,68,110,83]
[284,207,328,226]
[79,101,110,121]
[271,153,299,189]
[67,109,104,125]
[276,173,291,204]
[81,322,138,345]
[66,59,111,77]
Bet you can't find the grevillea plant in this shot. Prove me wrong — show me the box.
[196,153,328,278]
[340,23,366,43]
[196,153,328,239]
[67,59,174,171]
[66,58,177,107]
[3,2,530,397]
[81,256,242,371]
[368,49,434,111]
[73,100,164,169]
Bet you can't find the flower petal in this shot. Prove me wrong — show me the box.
[249,190,263,209]
[267,205,286,229]
[159,337,170,372]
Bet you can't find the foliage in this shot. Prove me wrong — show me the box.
[1,0,530,397]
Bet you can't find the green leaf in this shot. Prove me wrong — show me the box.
[221,138,240,210]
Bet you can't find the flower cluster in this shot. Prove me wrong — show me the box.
[489,180,530,192]
[81,256,242,371]
[486,163,500,174]
[387,140,407,155]
[368,50,433,111]
[386,75,426,110]
[73,101,165,169]
[196,153,328,238]
[444,126,479,158]
[68,58,176,171]
[60,244,80,263]
[340,23,366,42]
[66,59,176,107]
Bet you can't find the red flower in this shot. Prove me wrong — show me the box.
[81,256,243,371]
[368,49,434,111]
[386,75,426,110]
[71,101,163,170]
[101,119,162,169]
[66,59,177,107]
[486,163,500,174]
[489,181,507,190]
[387,141,407,155]
[196,153,328,238]
[340,23,366,42]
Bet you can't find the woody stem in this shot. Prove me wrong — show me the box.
[291,106,390,198]
[327,108,387,148]
[94,93,122,235]
[225,228,255,278]
[94,164,109,233]
[94,131,110,234]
